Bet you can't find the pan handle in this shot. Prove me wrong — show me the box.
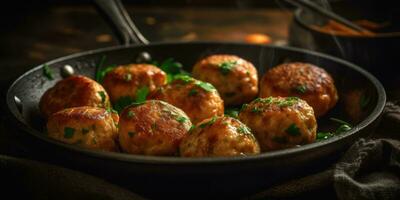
[94,0,149,45]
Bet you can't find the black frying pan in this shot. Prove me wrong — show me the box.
[5,0,386,199]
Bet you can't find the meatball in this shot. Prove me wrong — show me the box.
[46,106,119,151]
[152,75,224,124]
[102,64,167,103]
[192,54,258,106]
[180,116,260,157]
[40,75,110,119]
[259,62,338,117]
[119,100,192,156]
[238,97,317,151]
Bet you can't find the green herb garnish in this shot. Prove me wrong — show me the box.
[199,116,217,128]
[135,86,149,103]
[285,123,301,136]
[114,96,135,113]
[316,132,334,141]
[225,108,240,119]
[336,124,352,134]
[189,125,196,132]
[240,104,249,111]
[237,125,252,135]
[64,127,75,139]
[188,89,198,96]
[152,58,190,83]
[127,110,135,118]
[98,91,106,104]
[195,81,216,92]
[218,61,237,75]
[294,85,307,94]
[43,64,54,80]
[251,107,262,113]
[176,116,188,123]
[277,97,299,107]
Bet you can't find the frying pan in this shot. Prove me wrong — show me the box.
[5,0,386,199]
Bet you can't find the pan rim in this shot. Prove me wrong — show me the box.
[6,41,386,165]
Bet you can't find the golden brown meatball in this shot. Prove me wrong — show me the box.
[180,116,260,157]
[238,97,317,151]
[192,54,258,106]
[259,62,338,117]
[40,75,110,119]
[46,106,119,151]
[119,100,192,156]
[102,64,167,103]
[152,75,224,124]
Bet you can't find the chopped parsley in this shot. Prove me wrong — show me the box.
[246,70,251,76]
[81,128,89,135]
[218,61,237,75]
[95,55,116,83]
[336,124,352,134]
[277,97,299,107]
[43,64,54,80]
[237,125,252,135]
[294,85,307,94]
[316,132,334,141]
[113,96,135,113]
[189,125,196,132]
[176,116,188,123]
[285,123,301,136]
[199,116,217,128]
[64,127,75,139]
[174,74,194,84]
[196,81,216,92]
[98,91,106,104]
[225,108,240,119]
[317,118,352,141]
[127,110,135,118]
[135,86,149,103]
[188,89,198,96]
[240,104,249,111]
[106,107,118,114]
[251,107,262,113]
[152,58,190,83]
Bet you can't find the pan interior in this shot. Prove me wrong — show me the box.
[6,42,385,163]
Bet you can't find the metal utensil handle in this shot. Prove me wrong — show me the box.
[283,0,371,33]
[94,0,149,45]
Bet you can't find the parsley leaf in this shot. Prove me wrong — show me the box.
[64,127,75,139]
[98,91,106,104]
[199,116,217,128]
[285,123,301,136]
[218,61,237,75]
[43,64,54,80]
[225,108,240,119]
[135,86,149,103]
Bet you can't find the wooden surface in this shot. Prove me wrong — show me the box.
[0,5,292,85]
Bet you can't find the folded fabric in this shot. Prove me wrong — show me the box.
[248,101,400,200]
[335,139,400,200]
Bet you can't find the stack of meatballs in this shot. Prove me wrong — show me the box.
[40,54,338,157]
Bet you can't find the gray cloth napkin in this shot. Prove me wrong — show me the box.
[248,102,400,200]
